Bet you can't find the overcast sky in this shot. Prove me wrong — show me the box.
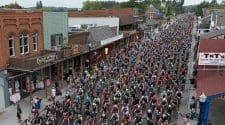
[0,0,222,8]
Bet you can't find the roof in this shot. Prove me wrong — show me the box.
[68,32,90,45]
[199,39,225,52]
[214,12,225,27]
[69,8,136,26]
[68,8,134,17]
[87,26,116,48]
[199,23,210,29]
[197,70,225,97]
[201,28,225,39]
[199,15,211,29]
[146,4,159,13]
[118,15,136,26]
[200,14,211,21]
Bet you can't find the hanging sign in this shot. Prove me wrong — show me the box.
[37,54,58,65]
[198,52,225,65]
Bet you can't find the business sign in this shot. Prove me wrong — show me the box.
[198,52,225,65]
[37,54,58,65]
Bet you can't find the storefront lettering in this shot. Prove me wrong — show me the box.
[37,54,58,65]
[199,52,225,65]
[204,53,225,58]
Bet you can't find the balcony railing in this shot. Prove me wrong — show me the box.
[8,47,80,67]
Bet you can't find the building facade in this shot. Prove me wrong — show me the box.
[0,10,43,110]
[68,8,136,33]
[43,12,68,50]
[68,17,119,35]
[0,10,43,69]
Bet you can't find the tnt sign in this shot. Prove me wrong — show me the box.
[198,53,225,66]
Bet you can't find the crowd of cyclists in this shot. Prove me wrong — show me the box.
[22,13,194,125]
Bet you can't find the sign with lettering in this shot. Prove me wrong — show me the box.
[198,52,225,65]
[37,54,58,65]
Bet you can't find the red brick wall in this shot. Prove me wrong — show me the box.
[0,10,43,69]
[69,8,134,17]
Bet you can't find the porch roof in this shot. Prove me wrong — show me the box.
[197,70,225,97]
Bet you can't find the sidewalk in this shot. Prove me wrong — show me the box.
[0,80,71,125]
[176,19,198,125]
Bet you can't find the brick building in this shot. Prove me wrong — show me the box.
[69,8,136,31]
[196,38,225,124]
[0,10,43,69]
[0,10,43,111]
[68,8,134,17]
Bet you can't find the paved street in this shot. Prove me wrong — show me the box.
[0,14,195,125]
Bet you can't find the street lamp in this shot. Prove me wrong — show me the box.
[199,93,207,125]
[199,93,207,103]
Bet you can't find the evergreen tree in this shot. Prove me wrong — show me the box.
[39,1,43,8]
[211,0,217,5]
[36,1,43,9]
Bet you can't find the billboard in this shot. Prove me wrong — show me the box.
[198,52,225,65]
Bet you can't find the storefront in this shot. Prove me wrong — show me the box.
[8,73,32,104]
[101,44,113,59]
[74,56,81,73]
[6,67,53,104]
[6,51,64,104]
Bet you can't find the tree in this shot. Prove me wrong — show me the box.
[211,0,218,5]
[39,1,43,8]
[36,1,43,9]
[171,0,184,16]
[3,2,23,9]
[82,0,102,10]
[194,1,211,17]
[165,0,173,16]
[151,0,161,9]
[100,1,119,9]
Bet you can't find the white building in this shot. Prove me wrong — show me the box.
[68,17,120,35]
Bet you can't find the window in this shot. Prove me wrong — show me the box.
[50,34,63,49]
[8,35,15,56]
[32,33,38,51]
[19,34,29,54]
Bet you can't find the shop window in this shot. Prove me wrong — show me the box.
[32,33,38,51]
[51,33,63,49]
[19,34,29,54]
[8,35,15,57]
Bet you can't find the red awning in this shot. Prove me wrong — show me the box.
[197,70,225,97]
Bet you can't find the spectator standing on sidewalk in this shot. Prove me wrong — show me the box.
[17,103,22,123]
